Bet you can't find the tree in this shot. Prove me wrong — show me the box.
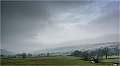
[28,53,32,57]
[21,53,27,59]
[71,50,81,57]
[104,48,108,59]
[80,51,89,61]
[47,53,49,57]
[115,44,119,56]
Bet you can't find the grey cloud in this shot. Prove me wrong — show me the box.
[1,1,119,53]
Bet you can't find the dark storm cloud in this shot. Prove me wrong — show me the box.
[1,1,49,43]
[1,1,51,52]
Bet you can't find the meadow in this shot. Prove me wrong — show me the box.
[1,56,118,66]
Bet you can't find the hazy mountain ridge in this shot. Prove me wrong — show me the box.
[1,42,119,55]
[0,49,15,55]
[32,42,120,55]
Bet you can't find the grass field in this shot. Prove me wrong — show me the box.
[0,56,119,66]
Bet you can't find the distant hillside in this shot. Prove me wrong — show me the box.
[32,42,120,55]
[0,49,15,55]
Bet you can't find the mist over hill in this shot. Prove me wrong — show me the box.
[1,41,119,56]
[0,49,15,55]
[32,42,120,55]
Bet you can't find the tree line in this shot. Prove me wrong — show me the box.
[71,46,119,63]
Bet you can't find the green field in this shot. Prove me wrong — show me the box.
[0,56,119,66]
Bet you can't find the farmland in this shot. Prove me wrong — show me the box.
[1,56,119,66]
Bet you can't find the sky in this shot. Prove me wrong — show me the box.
[1,0,120,53]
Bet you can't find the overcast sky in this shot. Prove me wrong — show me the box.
[1,1,120,53]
